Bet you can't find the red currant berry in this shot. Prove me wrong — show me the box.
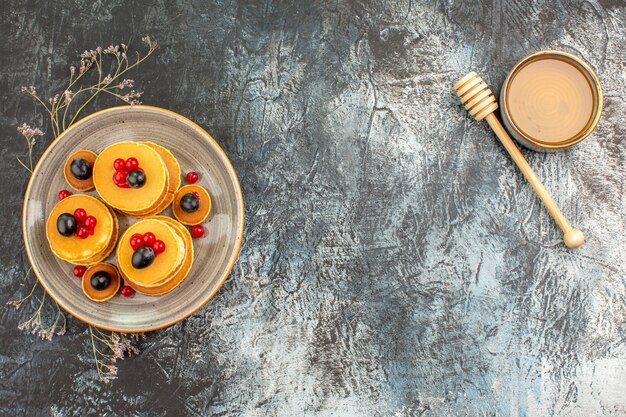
[125,157,139,171]
[84,216,97,228]
[58,190,72,200]
[113,158,126,171]
[113,171,130,188]
[120,285,135,297]
[73,265,86,277]
[76,226,90,239]
[191,225,204,238]
[152,240,166,254]
[74,208,87,222]
[130,233,144,250]
[143,232,156,246]
[192,191,200,199]
[186,171,199,183]
[113,170,126,182]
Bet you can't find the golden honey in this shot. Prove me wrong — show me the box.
[500,51,602,150]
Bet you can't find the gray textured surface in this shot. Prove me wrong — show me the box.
[1,1,624,416]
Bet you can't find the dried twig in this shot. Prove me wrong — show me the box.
[89,327,143,383]
[7,267,67,340]
[20,36,158,138]
[10,35,157,382]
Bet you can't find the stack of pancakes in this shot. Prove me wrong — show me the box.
[46,140,203,299]
[46,195,118,265]
[116,217,193,296]
[93,142,180,218]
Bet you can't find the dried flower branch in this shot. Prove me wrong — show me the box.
[7,267,66,340]
[21,36,158,138]
[11,36,156,382]
[89,327,143,383]
[16,123,44,172]
[6,267,37,310]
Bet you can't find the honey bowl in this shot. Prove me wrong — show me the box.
[499,50,602,151]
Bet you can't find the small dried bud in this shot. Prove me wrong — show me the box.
[80,50,92,59]
[6,299,23,309]
[21,86,37,96]
[64,90,74,103]
[17,123,44,138]
[79,58,92,74]
[117,79,134,89]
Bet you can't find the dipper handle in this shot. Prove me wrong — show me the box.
[454,72,584,249]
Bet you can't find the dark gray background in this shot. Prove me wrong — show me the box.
[1,1,624,416]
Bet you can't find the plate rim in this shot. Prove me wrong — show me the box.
[22,105,245,333]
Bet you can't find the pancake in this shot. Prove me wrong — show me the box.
[82,263,121,302]
[64,150,97,191]
[93,141,168,212]
[119,142,180,217]
[116,166,170,217]
[119,190,173,218]
[172,185,211,225]
[46,195,115,263]
[124,216,193,296]
[76,208,119,265]
[116,218,185,287]
[142,142,181,195]
[127,189,174,218]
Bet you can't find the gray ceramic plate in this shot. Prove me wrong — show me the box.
[22,106,244,332]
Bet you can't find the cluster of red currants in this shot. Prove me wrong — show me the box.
[129,231,166,254]
[113,157,145,188]
[74,208,97,239]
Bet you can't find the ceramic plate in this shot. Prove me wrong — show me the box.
[22,106,244,332]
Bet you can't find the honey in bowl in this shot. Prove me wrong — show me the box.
[500,50,602,150]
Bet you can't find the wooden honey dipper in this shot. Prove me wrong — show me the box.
[454,71,584,249]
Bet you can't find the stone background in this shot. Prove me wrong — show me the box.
[1,1,624,416]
